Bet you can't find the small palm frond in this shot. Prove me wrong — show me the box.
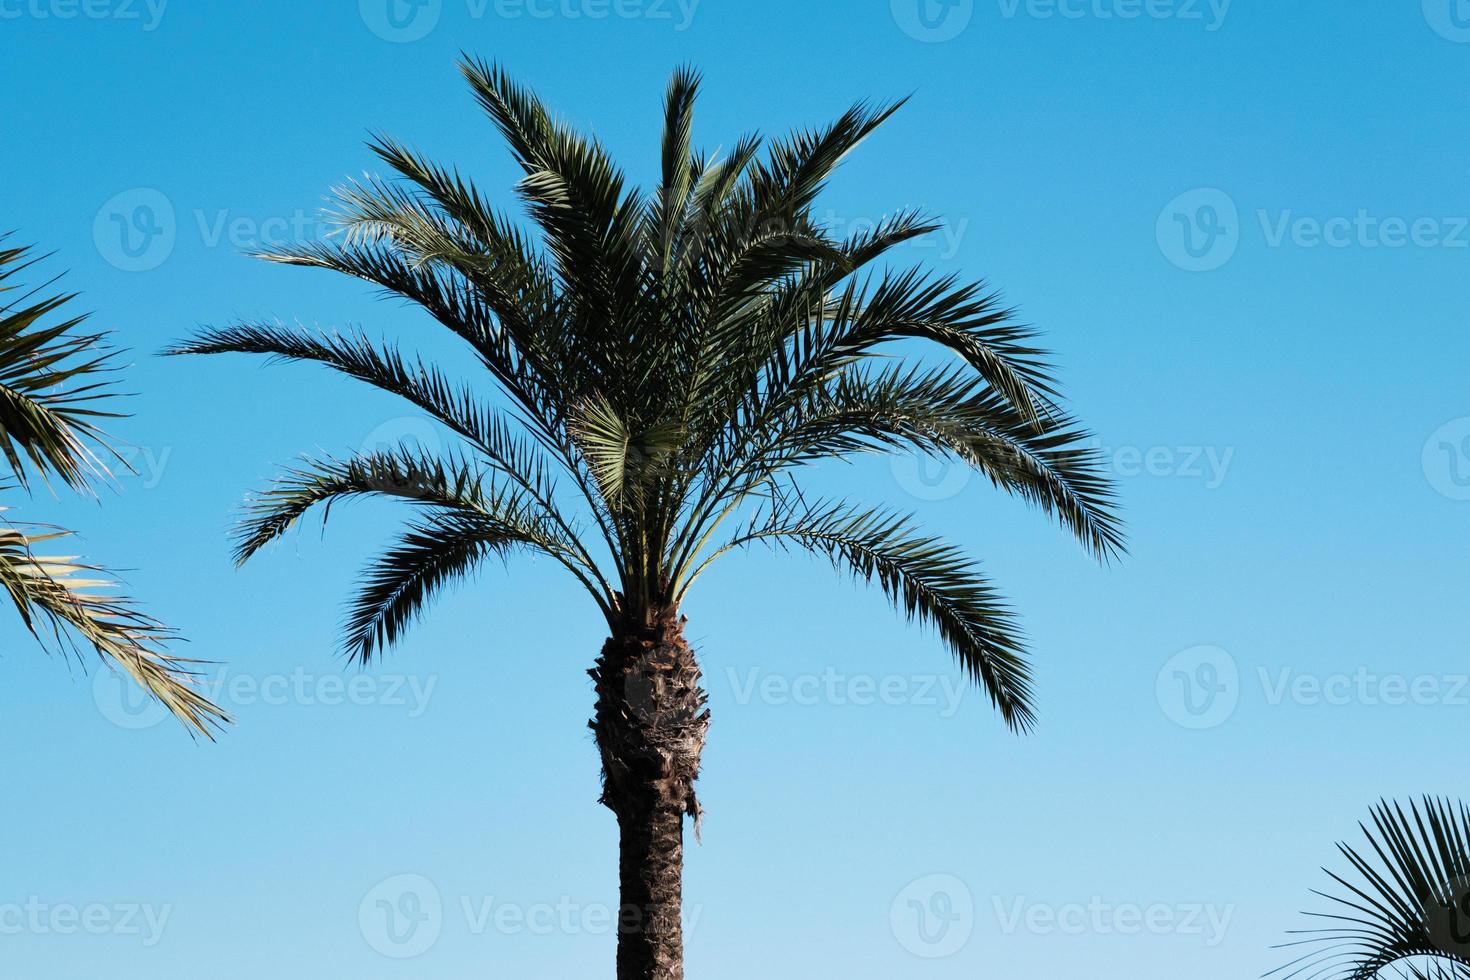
[233,447,501,565]
[700,494,1034,732]
[239,448,612,629]
[344,506,560,663]
[1271,798,1470,980]
[0,241,124,490]
[567,391,685,511]
[0,519,227,737]
[165,322,499,450]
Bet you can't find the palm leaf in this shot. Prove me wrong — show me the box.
[1272,798,1470,980]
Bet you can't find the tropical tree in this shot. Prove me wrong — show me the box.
[1272,797,1470,980]
[170,60,1123,979]
[0,238,225,736]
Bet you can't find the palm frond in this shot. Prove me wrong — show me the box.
[344,505,562,663]
[1271,798,1470,980]
[697,494,1035,732]
[0,242,125,490]
[0,518,227,737]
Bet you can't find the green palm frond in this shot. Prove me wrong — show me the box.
[343,505,565,664]
[693,493,1035,731]
[0,512,227,736]
[237,448,610,620]
[172,62,1123,731]
[1271,798,1470,980]
[0,241,124,490]
[0,242,224,736]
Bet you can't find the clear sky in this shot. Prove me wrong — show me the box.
[3,1,1469,977]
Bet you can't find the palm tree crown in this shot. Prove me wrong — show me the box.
[172,59,1123,732]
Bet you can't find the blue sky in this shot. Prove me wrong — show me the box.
[3,1,1469,977]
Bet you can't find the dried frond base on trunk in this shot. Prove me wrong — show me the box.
[589,607,709,980]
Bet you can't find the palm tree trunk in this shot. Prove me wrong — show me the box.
[589,606,709,980]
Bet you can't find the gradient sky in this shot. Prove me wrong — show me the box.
[3,2,1469,977]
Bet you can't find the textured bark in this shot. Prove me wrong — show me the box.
[589,606,709,980]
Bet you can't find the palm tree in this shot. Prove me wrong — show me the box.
[0,238,225,736]
[1272,797,1470,980]
[170,60,1123,979]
